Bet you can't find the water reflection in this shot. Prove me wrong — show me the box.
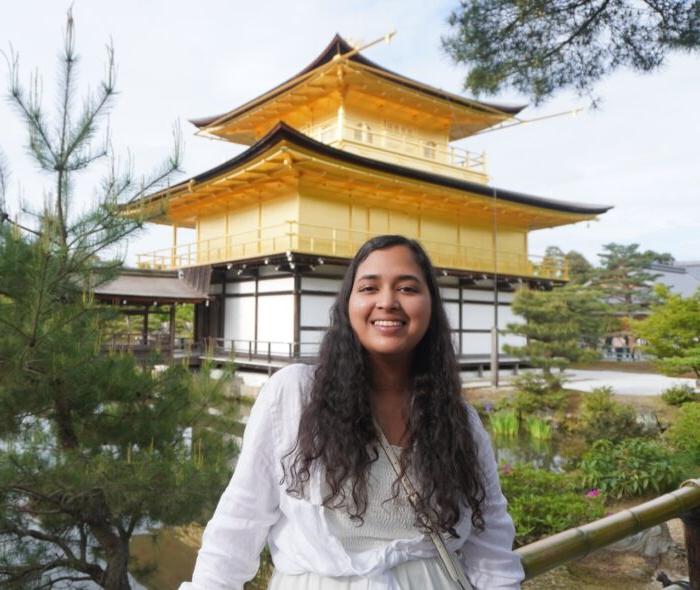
[490,431,568,472]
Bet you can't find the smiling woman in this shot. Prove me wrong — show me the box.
[181,235,524,590]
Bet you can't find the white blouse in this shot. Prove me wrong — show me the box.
[180,364,524,590]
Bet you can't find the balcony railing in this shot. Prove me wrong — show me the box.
[303,122,488,182]
[136,221,567,280]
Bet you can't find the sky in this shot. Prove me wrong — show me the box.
[1,0,699,267]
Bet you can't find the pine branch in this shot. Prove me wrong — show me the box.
[4,49,59,167]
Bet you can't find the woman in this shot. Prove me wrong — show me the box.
[181,235,524,590]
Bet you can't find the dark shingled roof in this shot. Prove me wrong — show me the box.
[190,34,525,129]
[161,122,611,216]
[94,269,209,303]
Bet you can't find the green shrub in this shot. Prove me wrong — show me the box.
[489,409,519,437]
[578,386,641,442]
[661,383,698,407]
[667,402,700,464]
[512,372,566,415]
[580,438,682,499]
[526,416,552,440]
[500,464,605,546]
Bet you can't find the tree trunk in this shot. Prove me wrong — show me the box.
[101,540,132,590]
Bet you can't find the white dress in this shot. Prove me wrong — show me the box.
[268,445,461,589]
[181,364,523,590]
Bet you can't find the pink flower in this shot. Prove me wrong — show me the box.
[500,463,513,475]
[585,488,600,498]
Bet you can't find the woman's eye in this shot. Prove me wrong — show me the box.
[358,285,376,293]
[398,285,418,293]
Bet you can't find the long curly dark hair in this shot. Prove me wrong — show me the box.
[283,235,486,534]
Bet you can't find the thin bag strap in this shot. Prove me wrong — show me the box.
[374,423,473,590]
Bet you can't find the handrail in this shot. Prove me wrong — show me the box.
[136,221,568,280]
[516,478,700,581]
[303,121,488,176]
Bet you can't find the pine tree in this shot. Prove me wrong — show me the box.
[442,0,700,104]
[505,285,606,381]
[590,243,673,335]
[0,13,238,589]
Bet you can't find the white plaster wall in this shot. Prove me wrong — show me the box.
[257,294,294,354]
[224,297,255,350]
[227,280,255,295]
[462,303,494,330]
[440,287,460,299]
[301,277,342,292]
[258,277,294,293]
[301,294,334,327]
[299,330,324,356]
[461,333,491,356]
[444,301,460,329]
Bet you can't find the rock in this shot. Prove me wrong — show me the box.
[608,523,673,558]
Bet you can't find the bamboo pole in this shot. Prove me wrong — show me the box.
[516,479,700,580]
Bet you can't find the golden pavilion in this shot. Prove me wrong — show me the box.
[127,35,610,366]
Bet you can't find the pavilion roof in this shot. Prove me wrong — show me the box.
[94,269,209,304]
[189,35,525,141]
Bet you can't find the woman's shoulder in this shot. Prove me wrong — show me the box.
[261,363,316,397]
[252,363,316,427]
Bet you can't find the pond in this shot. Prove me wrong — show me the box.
[490,430,571,472]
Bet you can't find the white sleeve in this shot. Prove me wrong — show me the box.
[458,407,524,590]
[179,377,283,590]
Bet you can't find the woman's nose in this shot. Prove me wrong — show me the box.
[376,289,399,310]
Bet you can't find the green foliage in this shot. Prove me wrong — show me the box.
[442,1,700,104]
[525,416,552,441]
[500,464,605,546]
[489,409,519,437]
[661,383,699,406]
[591,243,671,328]
[511,372,566,415]
[0,13,238,590]
[580,439,682,499]
[578,386,641,443]
[634,286,700,378]
[667,402,700,465]
[505,285,605,378]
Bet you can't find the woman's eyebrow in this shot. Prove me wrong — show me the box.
[356,274,421,282]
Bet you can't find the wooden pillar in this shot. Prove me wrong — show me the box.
[683,508,700,589]
[169,303,176,358]
[293,271,301,359]
[171,224,178,268]
[142,305,149,346]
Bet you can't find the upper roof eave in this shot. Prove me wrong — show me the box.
[189,34,525,130]
[139,122,612,218]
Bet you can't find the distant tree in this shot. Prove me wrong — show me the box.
[634,285,700,378]
[0,13,237,590]
[565,250,595,285]
[505,284,606,382]
[443,0,700,104]
[590,243,673,327]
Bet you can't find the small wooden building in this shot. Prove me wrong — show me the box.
[127,36,610,368]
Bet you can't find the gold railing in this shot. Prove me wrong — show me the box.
[517,479,700,583]
[303,122,488,182]
[136,221,567,280]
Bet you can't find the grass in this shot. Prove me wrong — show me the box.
[490,409,519,437]
[526,416,552,440]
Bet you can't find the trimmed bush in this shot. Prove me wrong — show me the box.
[580,438,682,499]
[667,402,700,465]
[578,386,641,443]
[661,383,698,407]
[500,464,605,546]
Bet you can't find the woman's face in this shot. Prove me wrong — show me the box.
[348,245,432,363]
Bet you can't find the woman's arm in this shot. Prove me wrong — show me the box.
[458,407,525,590]
[179,378,283,590]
